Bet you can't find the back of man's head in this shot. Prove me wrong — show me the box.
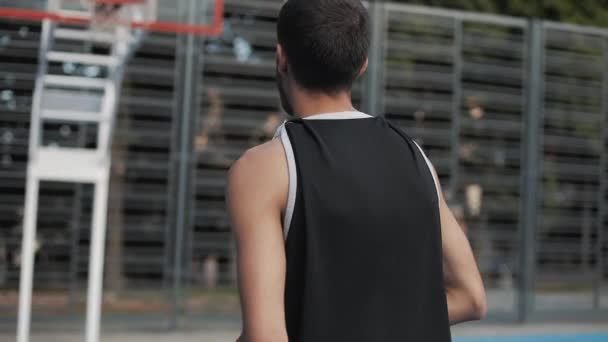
[277,0,370,94]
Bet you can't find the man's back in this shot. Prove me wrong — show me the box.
[228,2,485,341]
[280,113,451,341]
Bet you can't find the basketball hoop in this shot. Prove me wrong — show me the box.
[84,0,156,34]
[0,0,224,36]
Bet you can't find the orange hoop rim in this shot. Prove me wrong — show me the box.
[92,0,147,3]
[0,0,224,36]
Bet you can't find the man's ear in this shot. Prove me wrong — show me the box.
[358,58,369,77]
[277,44,289,75]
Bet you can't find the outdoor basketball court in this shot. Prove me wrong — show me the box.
[455,335,608,342]
[0,1,607,342]
[1,325,607,342]
[452,324,608,342]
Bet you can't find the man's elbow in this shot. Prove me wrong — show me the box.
[469,288,487,320]
[239,330,289,342]
[241,336,288,342]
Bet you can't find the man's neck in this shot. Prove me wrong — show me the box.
[291,90,356,119]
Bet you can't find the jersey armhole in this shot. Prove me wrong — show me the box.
[413,141,441,203]
[275,123,297,240]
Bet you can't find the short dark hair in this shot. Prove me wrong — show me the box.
[277,0,370,93]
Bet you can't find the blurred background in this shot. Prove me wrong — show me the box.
[0,0,607,341]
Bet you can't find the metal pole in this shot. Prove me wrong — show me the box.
[384,2,527,28]
[448,18,463,197]
[594,38,608,309]
[16,176,39,342]
[183,0,206,324]
[162,31,179,324]
[85,173,110,342]
[164,17,186,331]
[518,19,544,323]
[363,1,387,116]
[17,17,54,342]
[169,0,202,329]
[165,2,188,329]
[184,6,207,323]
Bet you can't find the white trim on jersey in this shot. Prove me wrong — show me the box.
[276,123,298,240]
[303,111,373,120]
[413,142,441,202]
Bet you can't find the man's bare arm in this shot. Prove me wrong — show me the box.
[227,140,289,342]
[440,195,487,324]
[429,167,487,324]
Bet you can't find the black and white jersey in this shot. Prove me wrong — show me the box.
[275,112,451,342]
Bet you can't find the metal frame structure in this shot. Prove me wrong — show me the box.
[8,0,224,341]
[376,2,607,322]
[519,19,544,321]
[538,19,607,318]
[384,3,527,27]
[17,1,140,341]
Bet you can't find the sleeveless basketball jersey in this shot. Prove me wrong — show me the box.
[275,112,451,342]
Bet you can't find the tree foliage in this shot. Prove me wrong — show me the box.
[402,0,608,27]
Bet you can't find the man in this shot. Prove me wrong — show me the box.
[227,1,486,341]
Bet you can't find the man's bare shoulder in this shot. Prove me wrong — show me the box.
[229,139,285,181]
[227,139,288,207]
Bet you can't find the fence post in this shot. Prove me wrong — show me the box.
[594,38,608,309]
[363,1,387,116]
[448,18,463,197]
[518,19,544,323]
[167,0,205,330]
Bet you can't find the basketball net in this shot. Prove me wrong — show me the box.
[80,0,155,34]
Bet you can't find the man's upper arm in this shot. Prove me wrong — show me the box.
[425,158,486,316]
[227,140,289,342]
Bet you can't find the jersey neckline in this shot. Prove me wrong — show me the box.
[302,111,373,120]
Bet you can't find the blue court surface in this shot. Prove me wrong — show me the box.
[454,334,608,342]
